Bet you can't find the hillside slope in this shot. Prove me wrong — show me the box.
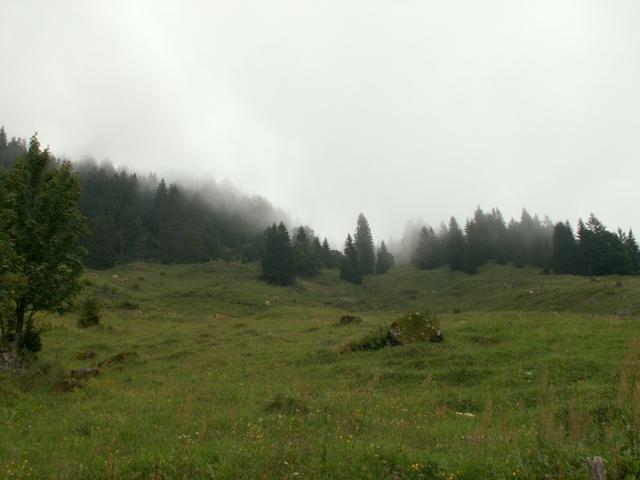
[1,263,639,479]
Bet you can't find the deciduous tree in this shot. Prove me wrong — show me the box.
[0,135,87,350]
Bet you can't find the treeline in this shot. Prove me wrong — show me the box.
[0,127,287,268]
[406,207,639,276]
[552,215,639,276]
[261,223,341,285]
[339,214,394,284]
[261,214,394,286]
[0,127,26,170]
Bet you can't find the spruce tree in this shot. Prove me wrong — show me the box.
[413,226,444,269]
[321,238,332,268]
[340,234,362,285]
[375,241,394,274]
[446,217,466,271]
[551,222,578,274]
[625,230,640,274]
[576,219,594,275]
[261,223,295,285]
[354,213,375,275]
[293,226,320,277]
[463,243,478,274]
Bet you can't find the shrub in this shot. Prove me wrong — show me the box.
[22,325,42,352]
[339,327,389,353]
[78,296,101,328]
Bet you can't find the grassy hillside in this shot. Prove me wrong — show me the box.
[1,263,640,479]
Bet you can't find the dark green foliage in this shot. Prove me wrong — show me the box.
[320,238,334,268]
[340,234,363,285]
[446,217,465,271]
[465,207,509,266]
[375,240,394,274]
[625,230,640,274]
[21,324,42,352]
[341,327,389,352]
[292,227,321,277]
[506,210,553,269]
[354,213,375,275]
[261,223,295,285]
[403,206,637,277]
[74,157,283,267]
[1,128,288,268]
[575,214,631,276]
[0,134,87,350]
[78,296,101,328]
[0,129,26,170]
[463,242,478,274]
[412,226,444,270]
[551,222,579,274]
[85,214,118,269]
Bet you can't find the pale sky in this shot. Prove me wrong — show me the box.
[1,1,639,245]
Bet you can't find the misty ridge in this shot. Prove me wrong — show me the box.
[2,125,638,280]
[0,127,290,268]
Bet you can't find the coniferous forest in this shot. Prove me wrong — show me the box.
[1,127,286,269]
[1,126,638,280]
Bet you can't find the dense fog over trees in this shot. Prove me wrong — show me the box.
[1,127,638,279]
[1,129,287,267]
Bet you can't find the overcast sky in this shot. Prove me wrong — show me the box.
[1,1,639,245]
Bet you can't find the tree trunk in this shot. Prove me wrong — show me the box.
[14,298,26,347]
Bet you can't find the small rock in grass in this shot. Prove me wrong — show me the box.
[70,368,100,379]
[98,351,138,368]
[0,347,24,373]
[339,315,362,325]
[76,351,96,360]
[52,380,81,393]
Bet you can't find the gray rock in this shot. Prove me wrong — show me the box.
[0,347,24,373]
[387,312,444,346]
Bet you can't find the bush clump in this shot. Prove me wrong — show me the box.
[339,327,390,353]
[78,297,101,328]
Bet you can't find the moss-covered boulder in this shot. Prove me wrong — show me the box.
[339,311,442,353]
[387,311,443,345]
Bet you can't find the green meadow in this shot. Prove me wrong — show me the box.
[2,262,640,479]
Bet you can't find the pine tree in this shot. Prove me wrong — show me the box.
[0,126,7,149]
[321,238,332,268]
[354,213,375,275]
[576,219,593,275]
[446,217,465,271]
[261,222,295,285]
[85,214,118,269]
[463,242,478,274]
[340,234,362,285]
[413,226,444,269]
[293,226,320,277]
[375,241,394,274]
[625,230,640,274]
[551,221,578,274]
